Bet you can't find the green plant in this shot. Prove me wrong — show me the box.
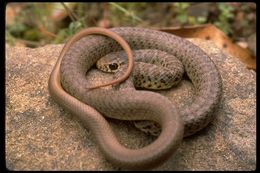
[173,3,190,24]
[54,17,86,43]
[7,22,27,37]
[173,3,206,25]
[109,3,144,25]
[214,3,235,35]
[189,16,207,25]
[5,30,16,46]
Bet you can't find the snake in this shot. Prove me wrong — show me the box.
[48,27,222,169]
[96,49,184,90]
[96,49,185,136]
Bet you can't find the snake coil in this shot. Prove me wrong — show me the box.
[48,27,222,170]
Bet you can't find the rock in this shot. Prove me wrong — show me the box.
[6,38,256,170]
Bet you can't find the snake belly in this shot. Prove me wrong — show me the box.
[58,27,222,169]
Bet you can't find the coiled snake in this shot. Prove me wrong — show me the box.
[48,27,222,169]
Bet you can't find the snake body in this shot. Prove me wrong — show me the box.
[49,27,222,169]
[96,49,185,136]
[97,49,184,90]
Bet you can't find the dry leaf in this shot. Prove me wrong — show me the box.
[156,24,256,70]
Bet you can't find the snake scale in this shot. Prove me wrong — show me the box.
[48,27,222,169]
[97,49,184,90]
[96,49,185,136]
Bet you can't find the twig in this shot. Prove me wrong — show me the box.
[16,38,41,47]
[61,2,80,22]
[101,2,110,28]
[109,2,143,22]
[38,26,57,38]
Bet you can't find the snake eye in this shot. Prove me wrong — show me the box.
[108,63,119,71]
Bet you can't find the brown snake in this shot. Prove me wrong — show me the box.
[48,27,222,169]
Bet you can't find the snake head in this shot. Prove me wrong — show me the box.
[96,52,127,73]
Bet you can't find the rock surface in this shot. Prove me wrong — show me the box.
[5,38,256,170]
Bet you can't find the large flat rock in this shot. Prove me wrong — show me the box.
[5,37,256,170]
